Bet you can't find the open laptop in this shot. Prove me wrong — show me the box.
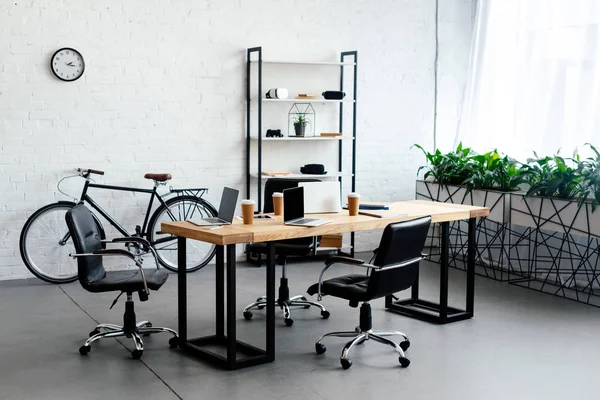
[283,187,332,227]
[299,181,341,213]
[188,187,239,226]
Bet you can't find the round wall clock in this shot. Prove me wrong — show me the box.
[50,48,85,82]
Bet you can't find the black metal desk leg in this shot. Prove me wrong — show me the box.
[467,217,476,314]
[178,237,187,343]
[439,222,449,323]
[266,242,276,361]
[215,245,224,339]
[226,244,237,369]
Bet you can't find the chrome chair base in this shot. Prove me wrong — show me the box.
[315,327,411,369]
[243,294,330,327]
[80,320,178,359]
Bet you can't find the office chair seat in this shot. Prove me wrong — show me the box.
[307,274,370,303]
[86,269,168,293]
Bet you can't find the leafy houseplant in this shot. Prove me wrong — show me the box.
[413,142,475,186]
[523,152,580,199]
[293,114,310,136]
[464,150,526,191]
[574,144,600,210]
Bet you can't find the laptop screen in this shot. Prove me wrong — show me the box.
[218,187,239,222]
[283,187,304,222]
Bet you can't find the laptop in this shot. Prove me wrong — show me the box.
[298,181,341,213]
[283,187,332,227]
[188,187,239,226]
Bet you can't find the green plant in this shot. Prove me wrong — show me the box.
[574,143,600,210]
[413,142,474,185]
[294,114,310,125]
[524,152,580,199]
[463,150,527,191]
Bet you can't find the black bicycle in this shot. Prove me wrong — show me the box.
[19,168,218,284]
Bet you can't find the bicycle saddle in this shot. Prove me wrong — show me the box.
[144,173,172,182]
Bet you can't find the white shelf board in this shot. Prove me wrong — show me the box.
[251,172,352,180]
[257,98,354,103]
[251,60,355,66]
[250,135,352,141]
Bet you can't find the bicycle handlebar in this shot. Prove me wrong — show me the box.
[76,168,105,176]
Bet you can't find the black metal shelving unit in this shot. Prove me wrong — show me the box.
[246,46,358,256]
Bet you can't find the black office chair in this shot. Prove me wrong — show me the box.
[307,216,431,369]
[65,204,178,359]
[243,178,329,327]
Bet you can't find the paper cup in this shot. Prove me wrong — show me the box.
[272,192,283,216]
[241,200,255,224]
[348,193,360,216]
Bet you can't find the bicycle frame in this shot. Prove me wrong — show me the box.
[79,180,171,240]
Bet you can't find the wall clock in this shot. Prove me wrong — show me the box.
[50,48,85,82]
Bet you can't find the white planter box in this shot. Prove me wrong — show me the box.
[509,193,600,300]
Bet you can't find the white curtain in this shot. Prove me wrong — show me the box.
[456,0,600,161]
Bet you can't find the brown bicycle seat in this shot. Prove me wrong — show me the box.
[144,173,172,182]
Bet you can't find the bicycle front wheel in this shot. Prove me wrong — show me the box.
[147,195,217,273]
[19,202,105,284]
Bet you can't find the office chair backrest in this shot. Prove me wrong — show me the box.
[367,216,432,299]
[263,178,320,247]
[262,178,320,213]
[65,204,106,288]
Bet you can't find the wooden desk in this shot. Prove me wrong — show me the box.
[162,200,489,370]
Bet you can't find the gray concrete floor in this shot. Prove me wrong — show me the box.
[1,258,599,400]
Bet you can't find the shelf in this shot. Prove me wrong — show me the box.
[251,60,356,66]
[257,98,355,103]
[250,135,353,141]
[250,172,352,180]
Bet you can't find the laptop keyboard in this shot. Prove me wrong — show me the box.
[203,217,223,223]
[294,218,318,224]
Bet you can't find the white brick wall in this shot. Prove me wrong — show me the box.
[0,0,473,280]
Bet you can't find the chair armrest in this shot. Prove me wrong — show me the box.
[324,256,365,267]
[103,237,152,248]
[69,249,150,294]
[101,237,161,270]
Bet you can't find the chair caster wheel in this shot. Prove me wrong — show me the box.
[132,349,143,359]
[399,357,410,368]
[79,345,91,355]
[321,310,330,319]
[89,329,100,337]
[400,340,410,351]
[284,318,294,327]
[243,311,253,320]
[169,337,179,348]
[315,343,326,355]
[341,358,352,370]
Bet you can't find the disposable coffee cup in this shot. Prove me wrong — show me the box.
[348,193,360,216]
[272,192,283,216]
[241,200,255,224]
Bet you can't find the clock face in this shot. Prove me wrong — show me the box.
[51,48,85,82]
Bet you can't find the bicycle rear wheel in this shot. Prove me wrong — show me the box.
[19,202,105,284]
[147,195,217,273]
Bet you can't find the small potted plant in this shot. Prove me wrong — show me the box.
[293,114,310,136]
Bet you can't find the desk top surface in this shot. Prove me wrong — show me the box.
[161,200,489,245]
